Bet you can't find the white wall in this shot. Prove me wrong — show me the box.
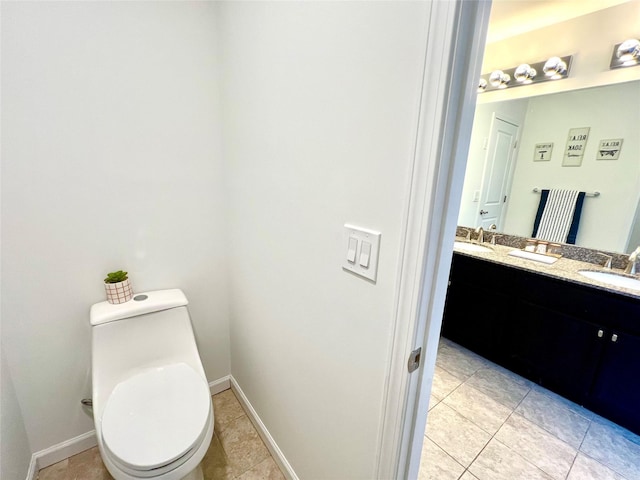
[458,98,529,227]
[504,82,640,251]
[1,346,32,480]
[1,1,229,454]
[217,2,429,478]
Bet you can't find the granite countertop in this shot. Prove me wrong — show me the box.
[453,237,640,300]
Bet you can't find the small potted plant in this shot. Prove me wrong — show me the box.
[104,270,133,304]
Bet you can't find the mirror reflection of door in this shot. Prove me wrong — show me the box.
[477,115,519,230]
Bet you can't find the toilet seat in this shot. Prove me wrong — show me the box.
[101,363,211,475]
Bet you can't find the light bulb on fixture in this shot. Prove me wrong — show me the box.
[543,57,567,79]
[478,78,488,92]
[616,38,640,66]
[514,64,537,83]
[489,70,510,88]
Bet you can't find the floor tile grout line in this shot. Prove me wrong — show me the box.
[576,450,632,480]
[440,352,533,409]
[576,418,592,454]
[442,378,526,438]
[435,362,477,384]
[531,386,595,423]
[443,349,593,453]
[432,342,640,480]
[492,436,559,480]
[423,434,468,473]
[513,400,587,454]
[218,391,278,479]
[464,373,573,480]
[494,392,581,479]
[430,363,524,477]
[563,449,579,480]
[462,379,529,415]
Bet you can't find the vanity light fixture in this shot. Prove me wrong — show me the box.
[477,55,572,94]
[610,38,640,69]
[542,57,567,79]
[514,64,537,83]
[489,70,510,88]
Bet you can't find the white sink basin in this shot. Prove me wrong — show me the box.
[578,270,640,291]
[453,241,493,253]
[508,249,559,265]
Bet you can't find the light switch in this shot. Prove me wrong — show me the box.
[347,236,358,263]
[342,224,381,282]
[359,241,371,267]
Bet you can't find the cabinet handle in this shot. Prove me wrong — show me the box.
[597,329,604,338]
[612,333,618,343]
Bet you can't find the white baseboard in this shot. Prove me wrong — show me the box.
[25,455,38,480]
[209,375,231,395]
[230,377,298,480]
[31,429,97,473]
[26,374,232,480]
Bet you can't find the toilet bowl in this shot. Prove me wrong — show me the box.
[90,289,213,480]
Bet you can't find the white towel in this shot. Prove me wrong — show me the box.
[536,189,580,243]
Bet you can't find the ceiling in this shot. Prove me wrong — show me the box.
[487,0,633,43]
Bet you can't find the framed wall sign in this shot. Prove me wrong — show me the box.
[533,142,553,161]
[563,127,590,166]
[597,138,623,160]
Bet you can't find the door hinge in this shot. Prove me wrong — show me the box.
[408,347,422,373]
[513,140,518,149]
[503,195,507,203]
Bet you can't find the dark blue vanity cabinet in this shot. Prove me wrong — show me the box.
[441,252,640,435]
[589,330,640,434]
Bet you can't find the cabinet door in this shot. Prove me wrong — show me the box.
[589,330,640,435]
[441,278,511,364]
[506,299,603,405]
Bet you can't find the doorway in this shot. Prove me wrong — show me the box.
[404,2,635,480]
[476,115,519,230]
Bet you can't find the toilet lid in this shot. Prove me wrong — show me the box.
[101,363,211,471]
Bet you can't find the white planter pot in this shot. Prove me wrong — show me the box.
[104,278,133,304]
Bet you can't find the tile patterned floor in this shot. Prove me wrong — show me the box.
[38,389,285,480]
[420,338,640,480]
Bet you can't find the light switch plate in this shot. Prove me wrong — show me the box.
[342,224,381,282]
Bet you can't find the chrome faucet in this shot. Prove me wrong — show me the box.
[475,226,484,243]
[596,252,613,270]
[625,246,640,275]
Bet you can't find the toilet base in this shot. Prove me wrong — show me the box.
[180,464,203,480]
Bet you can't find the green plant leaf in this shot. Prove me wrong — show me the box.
[104,270,128,283]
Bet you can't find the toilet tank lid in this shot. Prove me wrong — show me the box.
[90,289,188,326]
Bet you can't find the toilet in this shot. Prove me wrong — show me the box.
[90,289,213,480]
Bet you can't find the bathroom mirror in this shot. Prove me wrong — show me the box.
[457,1,640,255]
[458,80,640,254]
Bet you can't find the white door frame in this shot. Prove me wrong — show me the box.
[375,1,492,478]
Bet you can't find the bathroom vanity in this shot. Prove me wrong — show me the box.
[442,245,640,435]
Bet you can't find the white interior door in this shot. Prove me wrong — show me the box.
[477,116,519,229]
[382,1,492,479]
